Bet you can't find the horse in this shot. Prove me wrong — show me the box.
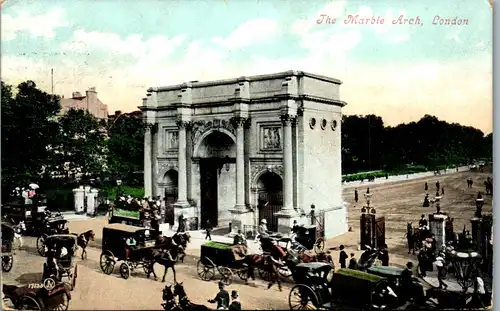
[173,282,211,311]
[76,230,95,260]
[297,251,334,266]
[484,178,493,195]
[146,244,184,282]
[162,285,182,311]
[156,233,190,263]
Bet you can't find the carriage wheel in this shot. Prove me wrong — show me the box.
[37,234,48,256]
[46,292,70,311]
[2,254,13,272]
[70,264,78,290]
[99,251,116,275]
[313,238,325,254]
[17,295,44,311]
[236,266,249,282]
[289,284,319,310]
[197,259,215,281]
[120,262,131,279]
[258,265,272,282]
[219,267,233,286]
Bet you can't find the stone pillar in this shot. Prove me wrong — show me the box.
[275,114,299,234]
[470,217,482,252]
[429,213,448,251]
[86,189,99,216]
[73,187,85,214]
[174,120,190,208]
[233,117,246,210]
[144,123,153,198]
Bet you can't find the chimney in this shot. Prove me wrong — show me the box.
[72,91,82,98]
[85,87,97,115]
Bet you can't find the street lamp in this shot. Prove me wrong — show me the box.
[363,192,376,214]
[475,196,484,218]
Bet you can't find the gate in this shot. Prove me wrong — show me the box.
[360,214,385,249]
[258,191,282,233]
[164,185,178,226]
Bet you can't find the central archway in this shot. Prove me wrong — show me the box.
[256,172,283,232]
[194,130,236,227]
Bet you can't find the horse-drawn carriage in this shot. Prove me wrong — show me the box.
[293,224,325,254]
[99,223,160,279]
[42,234,78,291]
[2,222,15,272]
[289,264,400,310]
[196,241,250,286]
[2,195,48,235]
[37,217,70,256]
[3,282,72,311]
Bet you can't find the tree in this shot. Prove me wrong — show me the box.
[106,111,144,181]
[56,108,107,179]
[1,80,61,193]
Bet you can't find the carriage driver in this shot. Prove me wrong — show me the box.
[124,236,137,259]
[258,219,270,237]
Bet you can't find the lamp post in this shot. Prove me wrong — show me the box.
[310,204,315,225]
[363,192,376,214]
[475,197,484,218]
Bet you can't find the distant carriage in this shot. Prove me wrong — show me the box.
[288,264,399,310]
[37,217,70,256]
[196,241,250,286]
[42,234,78,291]
[293,224,325,254]
[2,222,15,272]
[99,223,160,279]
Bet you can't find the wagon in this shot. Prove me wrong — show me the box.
[3,282,72,311]
[289,264,398,310]
[99,223,160,279]
[42,234,78,291]
[37,217,70,256]
[2,222,15,272]
[196,241,249,285]
[293,224,325,254]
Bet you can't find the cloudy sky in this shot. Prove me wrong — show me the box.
[1,0,493,133]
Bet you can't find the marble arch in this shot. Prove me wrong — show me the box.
[141,70,348,238]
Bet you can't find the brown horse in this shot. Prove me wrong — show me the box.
[156,233,190,263]
[77,230,95,260]
[162,285,182,311]
[298,251,334,266]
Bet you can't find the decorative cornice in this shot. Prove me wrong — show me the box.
[175,119,192,129]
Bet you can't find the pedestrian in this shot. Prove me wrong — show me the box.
[229,290,242,311]
[424,182,428,192]
[339,245,348,268]
[380,244,389,266]
[205,220,213,240]
[348,253,358,269]
[441,187,444,196]
[436,180,440,191]
[177,214,186,233]
[208,281,230,310]
[401,262,414,301]
[435,256,448,289]
[354,188,359,203]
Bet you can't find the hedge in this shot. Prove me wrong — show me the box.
[342,165,429,183]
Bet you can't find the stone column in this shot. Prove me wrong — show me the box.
[174,120,190,208]
[233,117,247,210]
[144,123,153,198]
[281,114,296,212]
[429,213,448,251]
[275,114,299,234]
[73,187,85,214]
[86,189,99,216]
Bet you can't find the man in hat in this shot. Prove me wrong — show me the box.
[348,253,358,269]
[434,255,448,289]
[258,219,269,237]
[339,245,348,268]
[418,214,428,229]
[354,188,359,203]
[229,290,242,311]
[208,281,230,310]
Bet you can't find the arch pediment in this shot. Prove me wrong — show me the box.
[191,119,236,149]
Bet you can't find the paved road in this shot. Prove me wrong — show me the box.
[3,234,291,310]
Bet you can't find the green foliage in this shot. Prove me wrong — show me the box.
[106,113,144,180]
[203,241,233,249]
[56,109,107,178]
[113,208,140,218]
[1,81,61,194]
[341,165,429,182]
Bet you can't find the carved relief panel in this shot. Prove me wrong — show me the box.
[165,130,179,151]
[260,125,282,151]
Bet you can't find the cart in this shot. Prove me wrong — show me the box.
[3,282,72,311]
[42,234,78,291]
[37,217,70,256]
[2,222,15,272]
[196,241,249,285]
[99,223,160,279]
[289,265,398,310]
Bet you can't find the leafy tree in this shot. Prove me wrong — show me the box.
[1,80,61,194]
[106,111,144,181]
[56,108,107,179]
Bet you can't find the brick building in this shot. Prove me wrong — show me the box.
[59,87,109,119]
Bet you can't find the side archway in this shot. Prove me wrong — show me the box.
[255,171,283,232]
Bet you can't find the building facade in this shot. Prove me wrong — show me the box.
[141,71,347,237]
[59,87,109,119]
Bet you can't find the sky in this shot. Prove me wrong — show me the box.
[1,0,493,133]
